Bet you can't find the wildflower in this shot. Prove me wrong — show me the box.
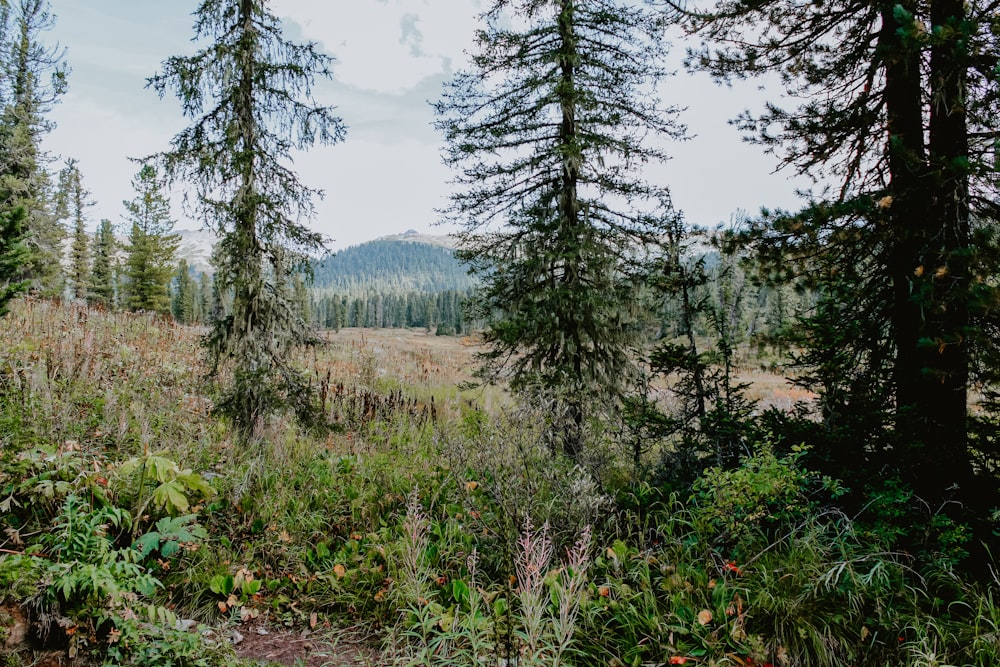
[724,562,742,575]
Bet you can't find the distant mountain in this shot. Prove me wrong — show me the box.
[310,237,475,294]
[174,229,217,274]
[172,230,473,294]
[377,229,458,249]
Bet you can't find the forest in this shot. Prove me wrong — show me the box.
[1,0,1000,666]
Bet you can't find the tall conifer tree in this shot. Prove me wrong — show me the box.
[0,0,66,295]
[150,0,345,438]
[122,164,178,313]
[89,217,115,306]
[683,0,1000,514]
[171,258,194,323]
[59,158,90,301]
[436,0,684,457]
[0,203,27,316]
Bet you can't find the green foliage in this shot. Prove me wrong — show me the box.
[311,239,476,294]
[0,0,67,297]
[170,259,209,324]
[689,445,843,555]
[135,515,207,559]
[391,512,593,667]
[687,0,1000,521]
[116,452,215,524]
[58,158,92,301]
[150,0,346,440]
[436,0,683,458]
[5,494,222,665]
[312,288,470,332]
[89,218,116,307]
[122,164,178,314]
[4,299,1000,666]
[0,204,28,316]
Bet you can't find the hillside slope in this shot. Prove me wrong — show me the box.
[310,237,475,294]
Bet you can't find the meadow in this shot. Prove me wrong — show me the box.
[1,299,998,667]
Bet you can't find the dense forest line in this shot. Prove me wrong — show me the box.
[310,238,477,294]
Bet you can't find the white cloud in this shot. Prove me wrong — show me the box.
[271,1,480,94]
[47,91,193,230]
[294,138,458,249]
[41,1,807,252]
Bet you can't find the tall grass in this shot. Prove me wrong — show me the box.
[3,300,1000,666]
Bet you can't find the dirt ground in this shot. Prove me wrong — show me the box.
[233,624,380,667]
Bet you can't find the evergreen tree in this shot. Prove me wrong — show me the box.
[59,158,90,301]
[292,273,310,324]
[121,164,178,313]
[436,0,684,457]
[685,0,1000,515]
[209,270,228,323]
[89,217,115,306]
[171,258,194,323]
[150,0,346,438]
[0,203,27,316]
[198,270,211,323]
[0,0,66,295]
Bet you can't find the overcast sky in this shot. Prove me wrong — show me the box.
[42,0,805,251]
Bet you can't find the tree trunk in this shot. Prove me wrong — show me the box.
[557,0,584,459]
[887,0,975,508]
[912,0,974,506]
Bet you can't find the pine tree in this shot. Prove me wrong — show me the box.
[171,259,194,324]
[292,273,310,324]
[0,0,66,295]
[59,158,90,301]
[89,217,115,306]
[122,164,178,313]
[198,271,211,323]
[150,0,346,439]
[685,0,1000,513]
[0,203,27,316]
[436,0,684,457]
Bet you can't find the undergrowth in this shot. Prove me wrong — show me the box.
[1,300,999,666]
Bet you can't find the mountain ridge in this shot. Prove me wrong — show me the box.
[173,229,473,295]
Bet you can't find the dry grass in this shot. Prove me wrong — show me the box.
[0,298,214,457]
[0,299,813,455]
[735,369,817,413]
[305,327,506,423]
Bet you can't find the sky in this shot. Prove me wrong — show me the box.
[42,0,806,252]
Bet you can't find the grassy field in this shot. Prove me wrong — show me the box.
[323,327,814,414]
[1,300,997,667]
